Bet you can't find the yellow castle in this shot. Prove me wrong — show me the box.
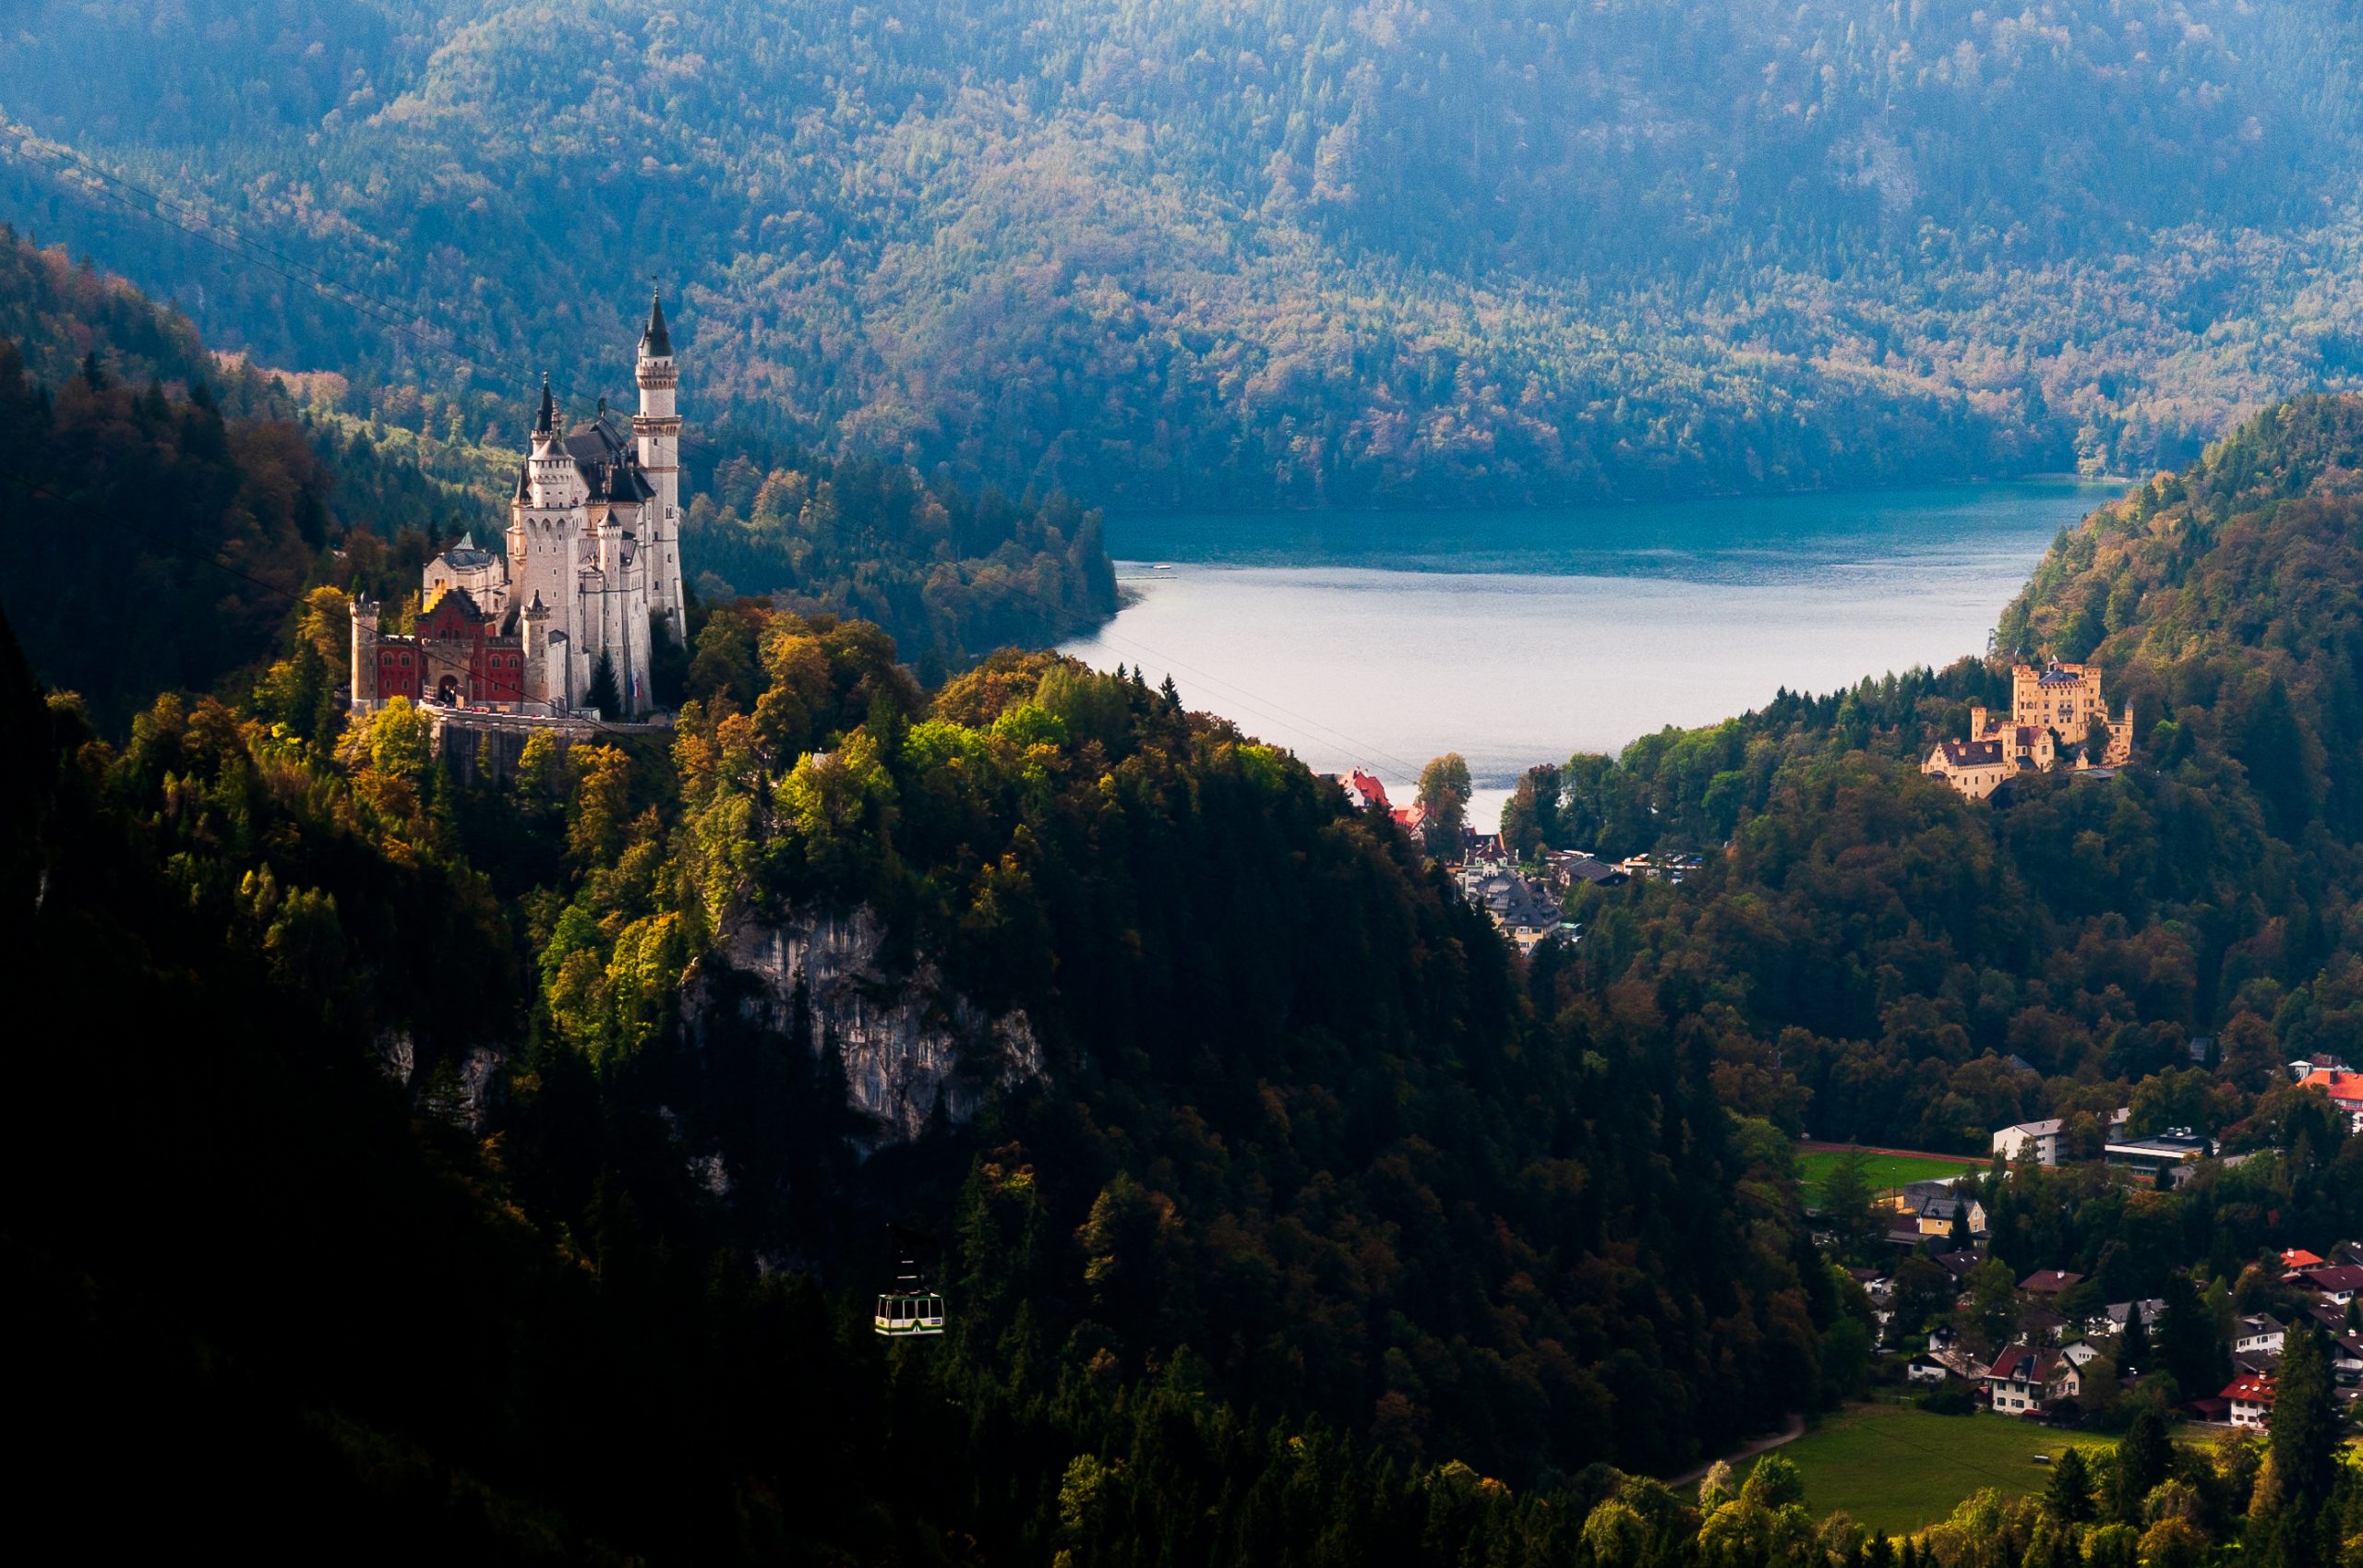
[1922,662,2134,800]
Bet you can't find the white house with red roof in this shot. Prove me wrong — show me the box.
[2223,1371,2275,1429]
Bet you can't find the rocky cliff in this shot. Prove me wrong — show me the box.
[686,904,1042,1144]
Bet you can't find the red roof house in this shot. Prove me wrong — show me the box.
[2297,1069,2363,1126]
[2222,1371,2275,1430]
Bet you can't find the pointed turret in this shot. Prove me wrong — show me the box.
[513,463,530,500]
[640,291,672,359]
[534,373,557,438]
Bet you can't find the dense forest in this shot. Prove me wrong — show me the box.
[7,2,2363,508]
[0,229,1115,726]
[30,391,2363,1562]
[6,599,1847,1556]
[1505,396,2363,1155]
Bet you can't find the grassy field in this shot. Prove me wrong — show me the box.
[1796,1147,1986,1205]
[1739,1406,2105,1534]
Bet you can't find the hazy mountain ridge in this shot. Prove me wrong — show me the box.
[10,0,2363,507]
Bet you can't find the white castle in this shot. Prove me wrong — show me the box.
[351,293,687,718]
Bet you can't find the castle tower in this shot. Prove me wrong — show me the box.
[633,292,687,642]
[522,592,553,712]
[351,593,381,711]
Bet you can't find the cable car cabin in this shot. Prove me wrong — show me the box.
[873,1291,947,1336]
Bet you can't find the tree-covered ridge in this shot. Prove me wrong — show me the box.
[11,2,2363,507]
[685,454,1117,678]
[1490,397,2363,1151]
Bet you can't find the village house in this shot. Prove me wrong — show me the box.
[2236,1314,2287,1357]
[2301,1265,2363,1306]
[2337,1335,2363,1383]
[2223,1371,2274,1430]
[2019,1269,2084,1297]
[1889,1179,1988,1239]
[1984,1344,2081,1416]
[2295,1067,2363,1131]
[2088,1298,2165,1337]
[1921,662,2134,801]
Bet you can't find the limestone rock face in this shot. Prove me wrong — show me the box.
[688,905,1042,1144]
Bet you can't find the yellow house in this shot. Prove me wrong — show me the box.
[1923,737,2014,801]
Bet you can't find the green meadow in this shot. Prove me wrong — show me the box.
[1797,1148,1987,1206]
[1738,1406,2107,1535]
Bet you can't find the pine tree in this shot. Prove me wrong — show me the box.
[587,650,621,720]
[2119,1300,2150,1373]
[2112,1406,2170,1523]
[2045,1445,2093,1524]
[2157,1271,2223,1398]
[2272,1323,2339,1528]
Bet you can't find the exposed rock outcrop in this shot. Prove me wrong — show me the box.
[686,904,1042,1145]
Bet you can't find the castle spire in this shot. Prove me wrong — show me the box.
[534,373,556,437]
[639,290,671,359]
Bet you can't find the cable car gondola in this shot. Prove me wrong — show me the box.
[873,1240,946,1337]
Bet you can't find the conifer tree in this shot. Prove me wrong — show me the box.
[2045,1445,2093,1524]
[587,651,621,720]
[2270,1323,2339,1540]
[2112,1407,2171,1524]
[2119,1300,2150,1374]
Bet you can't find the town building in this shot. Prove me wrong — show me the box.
[353,295,688,718]
[1457,866,1569,949]
[2105,1129,2212,1184]
[1921,662,2134,801]
[1993,1119,2064,1166]
[2296,1067,2363,1131]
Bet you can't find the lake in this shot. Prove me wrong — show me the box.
[1058,481,2121,828]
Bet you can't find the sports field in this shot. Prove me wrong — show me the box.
[1796,1146,1985,1205]
[1739,1406,2105,1535]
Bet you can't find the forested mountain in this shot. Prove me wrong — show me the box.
[1509,395,2363,1154]
[6,581,1841,1555]
[8,2,2363,508]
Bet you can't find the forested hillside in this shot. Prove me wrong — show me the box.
[1509,396,2363,1153]
[6,569,1848,1555]
[7,2,2363,507]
